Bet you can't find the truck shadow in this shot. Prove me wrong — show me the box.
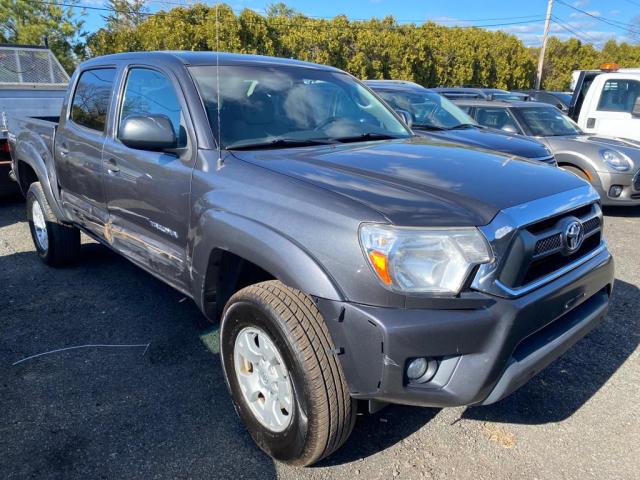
[461,278,639,425]
[1,237,637,475]
[0,194,24,228]
[0,243,279,480]
[321,278,639,466]
[603,205,640,218]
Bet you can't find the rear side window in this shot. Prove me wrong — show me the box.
[597,79,640,113]
[119,68,185,147]
[70,68,116,132]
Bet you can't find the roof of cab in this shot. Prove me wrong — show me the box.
[78,51,343,72]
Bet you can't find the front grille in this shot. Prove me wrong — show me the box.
[634,171,640,191]
[522,233,601,285]
[534,233,562,256]
[582,217,600,234]
[498,202,603,289]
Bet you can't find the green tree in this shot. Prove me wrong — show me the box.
[0,0,87,73]
[103,0,148,29]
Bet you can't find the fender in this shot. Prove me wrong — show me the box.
[190,209,345,313]
[555,151,603,190]
[11,127,70,222]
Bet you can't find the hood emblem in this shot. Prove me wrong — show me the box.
[564,220,584,253]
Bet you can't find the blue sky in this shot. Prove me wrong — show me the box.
[81,0,640,48]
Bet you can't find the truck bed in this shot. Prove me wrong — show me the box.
[1,88,65,139]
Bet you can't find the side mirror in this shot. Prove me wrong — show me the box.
[632,97,640,118]
[502,125,518,134]
[394,109,413,128]
[119,114,177,151]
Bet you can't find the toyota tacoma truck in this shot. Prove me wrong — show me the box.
[8,52,614,466]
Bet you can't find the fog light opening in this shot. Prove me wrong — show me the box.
[406,357,439,384]
[609,185,623,198]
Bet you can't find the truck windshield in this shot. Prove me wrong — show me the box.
[375,89,475,130]
[189,65,411,149]
[513,106,583,136]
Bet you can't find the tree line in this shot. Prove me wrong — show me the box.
[2,1,640,90]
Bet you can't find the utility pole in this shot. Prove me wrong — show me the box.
[536,0,554,90]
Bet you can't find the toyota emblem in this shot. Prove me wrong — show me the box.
[564,220,584,253]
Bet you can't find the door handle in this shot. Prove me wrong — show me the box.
[586,118,596,129]
[106,158,120,174]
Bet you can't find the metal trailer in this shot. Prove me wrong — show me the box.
[0,44,68,195]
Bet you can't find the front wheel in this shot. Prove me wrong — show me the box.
[26,182,80,266]
[220,281,356,466]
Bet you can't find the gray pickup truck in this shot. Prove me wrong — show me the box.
[8,52,614,466]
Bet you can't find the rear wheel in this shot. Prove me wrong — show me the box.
[26,182,80,266]
[220,280,356,466]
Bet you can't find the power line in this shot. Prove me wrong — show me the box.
[22,0,547,31]
[143,1,546,25]
[622,0,640,8]
[556,0,640,37]
[551,15,599,44]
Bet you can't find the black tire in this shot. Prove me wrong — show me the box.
[26,182,80,266]
[220,280,356,466]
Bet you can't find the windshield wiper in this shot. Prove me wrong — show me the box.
[333,132,403,143]
[444,124,476,130]
[412,124,446,131]
[226,138,337,150]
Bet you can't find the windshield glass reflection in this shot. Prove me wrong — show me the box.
[189,65,411,149]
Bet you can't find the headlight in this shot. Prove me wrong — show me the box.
[359,224,493,295]
[600,149,632,171]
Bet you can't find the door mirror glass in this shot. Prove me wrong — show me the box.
[119,114,177,151]
[394,109,413,128]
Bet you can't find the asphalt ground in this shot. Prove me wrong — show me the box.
[1,196,639,480]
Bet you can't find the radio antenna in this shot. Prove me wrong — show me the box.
[215,2,223,169]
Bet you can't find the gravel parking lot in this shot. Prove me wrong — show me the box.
[1,196,638,480]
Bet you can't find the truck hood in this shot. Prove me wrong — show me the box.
[232,136,585,227]
[414,126,551,160]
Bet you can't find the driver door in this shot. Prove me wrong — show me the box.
[101,66,195,290]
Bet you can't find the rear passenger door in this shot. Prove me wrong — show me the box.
[56,68,116,234]
[101,66,195,289]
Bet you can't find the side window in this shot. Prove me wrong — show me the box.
[457,105,473,115]
[597,79,640,113]
[474,107,519,133]
[70,68,116,132]
[119,68,186,147]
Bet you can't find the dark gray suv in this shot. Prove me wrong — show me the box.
[8,52,614,466]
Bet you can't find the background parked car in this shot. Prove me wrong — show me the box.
[455,98,640,206]
[433,87,529,101]
[366,80,556,165]
[516,89,572,113]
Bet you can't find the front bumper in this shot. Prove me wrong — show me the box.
[595,169,640,205]
[317,247,614,408]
